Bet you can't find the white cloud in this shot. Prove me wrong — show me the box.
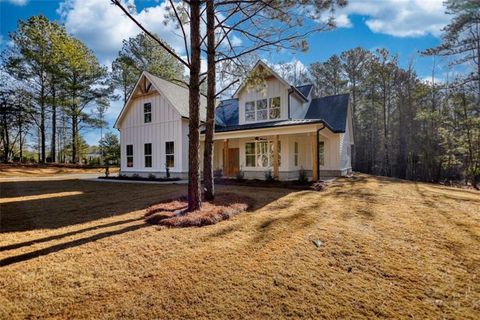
[1,0,29,6]
[58,0,189,65]
[327,0,449,37]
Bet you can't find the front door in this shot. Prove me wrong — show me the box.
[227,148,239,177]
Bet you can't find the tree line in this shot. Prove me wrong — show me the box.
[298,0,479,187]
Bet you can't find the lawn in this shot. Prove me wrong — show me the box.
[1,175,479,319]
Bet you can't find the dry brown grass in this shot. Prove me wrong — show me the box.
[1,174,479,319]
[0,163,119,177]
[145,193,252,227]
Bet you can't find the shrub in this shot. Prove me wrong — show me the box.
[264,169,275,182]
[236,170,245,181]
[132,173,140,179]
[165,164,171,178]
[148,173,156,180]
[298,167,308,184]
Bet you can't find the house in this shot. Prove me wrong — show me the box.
[114,61,353,180]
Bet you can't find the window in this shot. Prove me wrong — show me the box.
[256,99,268,120]
[294,142,299,166]
[165,141,174,168]
[269,97,281,119]
[245,142,256,167]
[126,144,133,167]
[318,141,325,166]
[144,143,152,168]
[144,103,152,123]
[245,101,255,122]
[244,97,281,122]
[244,140,281,168]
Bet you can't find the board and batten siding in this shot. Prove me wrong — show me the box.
[238,77,289,125]
[118,92,186,173]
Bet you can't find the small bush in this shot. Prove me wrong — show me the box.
[236,170,245,181]
[148,173,156,180]
[298,167,308,184]
[264,169,275,182]
[132,173,140,178]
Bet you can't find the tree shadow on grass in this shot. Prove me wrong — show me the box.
[1,179,186,232]
[1,221,148,267]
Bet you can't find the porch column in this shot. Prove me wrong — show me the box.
[273,135,279,179]
[311,134,318,181]
[223,139,229,177]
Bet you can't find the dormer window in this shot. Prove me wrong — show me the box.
[245,97,281,122]
[144,103,152,123]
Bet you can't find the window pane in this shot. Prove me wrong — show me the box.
[257,109,267,120]
[165,141,174,155]
[144,103,151,113]
[246,155,255,167]
[294,142,298,153]
[245,111,255,122]
[144,113,151,123]
[245,101,255,112]
[269,97,280,119]
[319,141,325,166]
[166,155,174,168]
[127,156,133,167]
[257,99,267,110]
[145,156,152,168]
[245,142,255,155]
[144,143,152,155]
[269,108,280,119]
[126,145,133,156]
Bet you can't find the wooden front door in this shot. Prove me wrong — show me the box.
[226,148,239,177]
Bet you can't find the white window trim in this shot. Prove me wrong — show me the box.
[245,96,281,123]
[244,140,281,169]
[144,102,152,123]
[165,141,174,168]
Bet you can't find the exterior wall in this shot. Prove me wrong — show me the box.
[118,92,187,176]
[289,91,311,119]
[212,130,349,180]
[238,77,289,125]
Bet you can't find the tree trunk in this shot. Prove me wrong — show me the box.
[203,0,216,201]
[40,83,46,163]
[72,114,77,164]
[2,110,9,163]
[187,0,202,211]
[51,85,56,163]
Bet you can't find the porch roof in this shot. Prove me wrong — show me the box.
[214,119,324,133]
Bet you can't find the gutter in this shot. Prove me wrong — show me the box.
[316,123,326,181]
[287,89,292,119]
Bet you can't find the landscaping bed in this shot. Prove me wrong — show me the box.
[145,193,253,227]
[214,177,312,190]
[98,175,181,182]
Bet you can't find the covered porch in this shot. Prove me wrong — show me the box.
[203,123,341,181]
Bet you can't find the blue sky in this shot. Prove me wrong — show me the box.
[0,0,452,146]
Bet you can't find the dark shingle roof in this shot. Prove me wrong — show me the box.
[305,94,349,133]
[295,84,313,98]
[215,99,238,127]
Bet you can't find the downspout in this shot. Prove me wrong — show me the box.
[287,88,292,119]
[316,123,326,181]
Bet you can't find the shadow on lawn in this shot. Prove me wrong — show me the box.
[1,221,148,267]
[0,179,185,232]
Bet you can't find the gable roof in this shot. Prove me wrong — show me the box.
[233,60,308,102]
[304,94,349,133]
[295,84,313,98]
[114,71,207,128]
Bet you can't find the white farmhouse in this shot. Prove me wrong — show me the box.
[114,61,353,180]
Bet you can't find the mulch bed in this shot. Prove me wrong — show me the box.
[214,178,312,190]
[98,176,181,182]
[144,193,253,227]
